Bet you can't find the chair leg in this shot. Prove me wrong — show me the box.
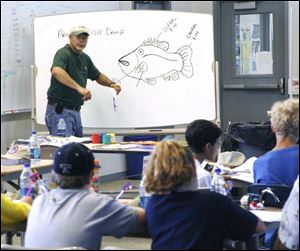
[20,232,25,246]
[5,232,14,245]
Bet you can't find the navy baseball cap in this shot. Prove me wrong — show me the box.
[54,143,94,176]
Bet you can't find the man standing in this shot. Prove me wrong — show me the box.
[46,25,121,137]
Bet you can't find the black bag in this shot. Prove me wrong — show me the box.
[222,121,276,152]
[247,184,292,208]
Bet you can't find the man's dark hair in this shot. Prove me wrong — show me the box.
[185,119,222,154]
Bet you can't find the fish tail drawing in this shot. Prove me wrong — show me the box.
[177,46,193,78]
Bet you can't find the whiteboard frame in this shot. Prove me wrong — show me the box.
[34,10,217,129]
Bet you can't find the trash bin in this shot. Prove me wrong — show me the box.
[124,135,158,180]
[222,121,276,159]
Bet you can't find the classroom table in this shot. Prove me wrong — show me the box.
[1,143,154,188]
[39,143,155,160]
[1,143,154,182]
[1,159,54,189]
[245,207,281,250]
[84,143,155,154]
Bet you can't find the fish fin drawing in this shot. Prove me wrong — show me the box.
[137,62,148,73]
[163,70,179,81]
[177,46,193,78]
[143,38,169,51]
[144,78,156,85]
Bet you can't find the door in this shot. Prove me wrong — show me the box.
[216,1,288,129]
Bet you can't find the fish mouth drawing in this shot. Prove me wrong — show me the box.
[118,38,193,86]
[119,59,130,66]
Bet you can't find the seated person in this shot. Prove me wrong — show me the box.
[253,98,299,249]
[125,121,221,206]
[25,143,145,250]
[1,179,32,228]
[185,119,223,188]
[145,140,265,250]
[274,175,299,250]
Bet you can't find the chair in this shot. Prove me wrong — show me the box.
[1,221,27,246]
[247,184,292,208]
[1,244,86,250]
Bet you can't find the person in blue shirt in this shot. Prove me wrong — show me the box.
[145,140,265,250]
[253,98,299,249]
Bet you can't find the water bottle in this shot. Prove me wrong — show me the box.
[90,160,101,192]
[30,130,40,163]
[57,116,66,137]
[20,162,33,198]
[210,167,228,196]
[139,176,151,208]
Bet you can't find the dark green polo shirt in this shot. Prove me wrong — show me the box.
[47,44,100,107]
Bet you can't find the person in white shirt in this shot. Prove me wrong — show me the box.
[274,175,299,250]
[125,120,222,205]
[185,119,222,188]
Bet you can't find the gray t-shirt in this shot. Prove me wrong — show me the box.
[25,187,138,250]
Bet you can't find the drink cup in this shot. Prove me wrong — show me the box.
[92,134,101,144]
[103,134,111,144]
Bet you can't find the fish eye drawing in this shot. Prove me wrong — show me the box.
[118,38,194,86]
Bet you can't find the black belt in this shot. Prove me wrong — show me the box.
[48,101,81,112]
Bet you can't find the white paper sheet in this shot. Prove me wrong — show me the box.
[250,210,282,222]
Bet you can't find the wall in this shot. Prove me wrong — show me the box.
[1,1,214,153]
[1,1,120,153]
[2,1,298,155]
[289,1,299,82]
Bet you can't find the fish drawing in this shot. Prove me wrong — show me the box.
[118,38,193,85]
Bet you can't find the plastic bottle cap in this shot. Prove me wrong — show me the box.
[24,162,30,168]
[214,168,222,174]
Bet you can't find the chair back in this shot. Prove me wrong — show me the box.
[247,183,292,208]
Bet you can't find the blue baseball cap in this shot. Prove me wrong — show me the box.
[54,143,94,176]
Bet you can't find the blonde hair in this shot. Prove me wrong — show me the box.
[145,141,196,194]
[270,98,299,138]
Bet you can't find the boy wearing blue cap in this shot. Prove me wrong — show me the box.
[25,143,145,250]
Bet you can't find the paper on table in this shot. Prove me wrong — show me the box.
[250,210,282,222]
[40,135,91,147]
[87,143,141,150]
[233,156,257,174]
[229,172,254,183]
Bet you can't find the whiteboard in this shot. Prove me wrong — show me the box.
[34,11,216,128]
[1,1,119,113]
